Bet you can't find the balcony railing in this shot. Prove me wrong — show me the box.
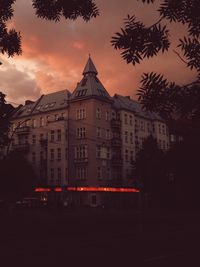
[15,126,30,135]
[111,156,123,165]
[12,143,30,152]
[111,137,122,147]
[111,119,121,128]
[40,139,48,147]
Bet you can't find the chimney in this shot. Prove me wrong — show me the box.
[25,100,34,105]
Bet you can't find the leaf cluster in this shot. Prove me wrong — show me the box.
[0,0,21,57]
[112,0,200,120]
[0,92,14,148]
[111,15,170,65]
[138,72,200,119]
[32,0,99,22]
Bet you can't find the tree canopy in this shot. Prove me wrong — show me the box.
[0,92,14,150]
[0,0,99,58]
[0,150,36,200]
[112,0,200,120]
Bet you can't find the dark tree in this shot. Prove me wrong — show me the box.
[135,136,166,197]
[0,0,99,58]
[0,92,14,150]
[0,0,21,57]
[112,0,200,119]
[0,150,36,200]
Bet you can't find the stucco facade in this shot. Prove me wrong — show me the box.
[9,57,170,206]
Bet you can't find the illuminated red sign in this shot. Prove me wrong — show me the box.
[35,187,139,193]
[67,187,139,193]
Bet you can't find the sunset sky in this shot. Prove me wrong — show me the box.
[0,0,197,105]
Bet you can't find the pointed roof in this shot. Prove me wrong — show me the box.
[82,56,98,75]
[70,56,111,101]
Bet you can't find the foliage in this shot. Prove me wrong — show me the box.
[0,0,99,57]
[135,135,165,194]
[0,150,36,200]
[112,0,200,119]
[0,0,21,57]
[0,92,14,149]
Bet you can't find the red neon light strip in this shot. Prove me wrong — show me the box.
[35,188,51,192]
[35,187,139,193]
[67,187,139,193]
[55,188,62,192]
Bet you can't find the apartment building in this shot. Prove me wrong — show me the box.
[9,56,169,207]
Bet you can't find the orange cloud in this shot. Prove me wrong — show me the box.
[0,0,197,104]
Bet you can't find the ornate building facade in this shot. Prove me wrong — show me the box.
[10,57,170,206]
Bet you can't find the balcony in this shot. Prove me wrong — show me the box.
[111,156,123,165]
[40,139,48,147]
[74,158,88,163]
[111,119,121,129]
[12,143,30,152]
[15,126,30,135]
[111,137,122,147]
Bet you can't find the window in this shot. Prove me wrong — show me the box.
[163,140,166,150]
[158,124,161,134]
[130,132,133,144]
[106,129,110,140]
[24,135,28,144]
[96,146,101,158]
[57,168,61,183]
[50,168,54,181]
[159,139,162,148]
[130,151,134,162]
[49,102,56,108]
[97,167,102,180]
[96,108,101,119]
[65,148,68,160]
[57,129,61,141]
[107,168,111,180]
[96,127,101,138]
[32,119,36,128]
[135,119,138,131]
[50,130,54,142]
[125,131,128,143]
[55,114,59,121]
[76,108,86,120]
[162,125,165,135]
[124,114,128,124]
[32,135,36,145]
[140,121,145,131]
[76,167,86,180]
[50,149,54,161]
[40,133,44,140]
[152,124,155,133]
[75,145,88,159]
[40,151,44,163]
[107,147,110,159]
[125,149,128,162]
[57,148,61,160]
[32,152,36,163]
[77,127,86,139]
[40,117,44,127]
[26,120,30,127]
[147,123,150,133]
[106,111,110,121]
[129,115,133,125]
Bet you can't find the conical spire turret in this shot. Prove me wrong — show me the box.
[82,56,98,75]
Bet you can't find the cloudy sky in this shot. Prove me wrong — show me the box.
[0,0,197,105]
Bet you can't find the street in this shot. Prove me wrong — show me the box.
[0,208,199,266]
